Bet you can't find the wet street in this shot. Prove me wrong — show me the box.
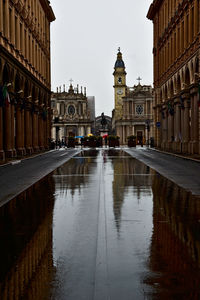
[1,149,200,299]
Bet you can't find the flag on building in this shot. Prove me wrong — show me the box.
[2,85,10,107]
[168,101,174,115]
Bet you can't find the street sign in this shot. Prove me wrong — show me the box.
[156,122,161,128]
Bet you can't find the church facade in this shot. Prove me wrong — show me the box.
[113,50,154,145]
[51,84,95,142]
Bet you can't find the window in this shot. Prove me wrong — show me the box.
[135,105,144,115]
[68,105,75,115]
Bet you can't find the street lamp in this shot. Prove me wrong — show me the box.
[145,119,150,147]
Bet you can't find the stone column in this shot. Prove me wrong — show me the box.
[0,0,3,34]
[32,106,39,152]
[184,14,187,49]
[162,110,167,149]
[190,87,199,154]
[176,26,178,59]
[190,94,194,141]
[26,29,29,61]
[21,22,25,56]
[51,126,55,140]
[194,93,199,153]
[169,113,174,151]
[44,115,48,149]
[194,0,199,36]
[122,125,126,145]
[161,111,164,148]
[4,104,13,157]
[145,127,148,145]
[21,107,26,155]
[175,100,181,152]
[118,126,122,144]
[182,94,190,153]
[10,8,15,45]
[4,0,9,39]
[10,102,16,157]
[167,112,171,150]
[16,103,23,155]
[25,101,33,154]
[189,7,192,44]
[180,103,185,153]
[0,107,5,160]
[126,125,130,141]
[157,109,161,148]
[38,108,44,150]
[132,102,134,119]
[173,104,176,151]
[16,16,20,50]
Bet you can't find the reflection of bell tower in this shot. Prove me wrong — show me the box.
[113,48,127,121]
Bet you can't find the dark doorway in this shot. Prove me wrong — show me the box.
[137,131,143,145]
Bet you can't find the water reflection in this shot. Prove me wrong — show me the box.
[108,151,153,232]
[2,149,200,299]
[0,176,55,300]
[144,174,200,299]
[53,149,98,195]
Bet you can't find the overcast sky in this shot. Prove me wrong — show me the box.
[50,0,153,117]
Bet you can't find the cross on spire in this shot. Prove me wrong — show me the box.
[137,76,142,85]
[118,47,121,52]
[69,78,73,85]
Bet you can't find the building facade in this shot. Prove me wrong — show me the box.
[147,0,200,154]
[113,49,154,145]
[0,0,55,160]
[51,84,95,142]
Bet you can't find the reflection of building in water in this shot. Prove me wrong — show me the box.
[144,174,200,298]
[111,151,153,231]
[53,150,99,195]
[0,176,55,299]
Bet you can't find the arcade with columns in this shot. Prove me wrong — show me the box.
[147,0,200,154]
[0,0,55,160]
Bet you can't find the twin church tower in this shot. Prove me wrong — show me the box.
[113,49,153,145]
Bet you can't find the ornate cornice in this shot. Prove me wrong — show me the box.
[39,0,55,22]
[147,0,163,20]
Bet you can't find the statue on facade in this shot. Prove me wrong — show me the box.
[101,112,107,129]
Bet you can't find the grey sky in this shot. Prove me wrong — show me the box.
[50,0,153,117]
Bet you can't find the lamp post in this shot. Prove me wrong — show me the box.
[146,119,150,147]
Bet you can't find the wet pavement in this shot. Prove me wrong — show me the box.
[125,147,200,196]
[0,148,80,207]
[1,149,200,299]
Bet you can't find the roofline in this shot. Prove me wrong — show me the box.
[40,0,56,22]
[146,0,163,20]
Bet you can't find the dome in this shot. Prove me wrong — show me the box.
[114,51,125,69]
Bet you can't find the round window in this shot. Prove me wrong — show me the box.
[68,105,75,115]
[136,105,144,115]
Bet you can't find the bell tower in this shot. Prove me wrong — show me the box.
[113,48,127,120]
